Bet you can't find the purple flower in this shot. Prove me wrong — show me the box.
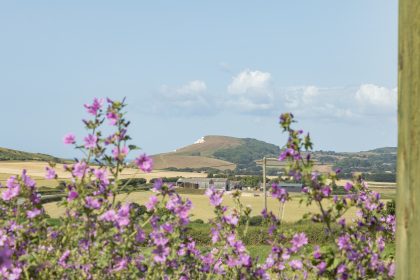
[116,203,131,227]
[22,170,36,188]
[106,112,119,125]
[45,167,57,179]
[94,169,109,185]
[225,214,239,226]
[321,186,331,197]
[73,162,87,178]
[2,181,20,201]
[63,133,76,145]
[146,196,159,211]
[111,258,128,272]
[99,210,118,222]
[58,250,71,267]
[135,154,153,173]
[85,196,101,209]
[205,187,223,206]
[290,233,308,252]
[68,190,78,201]
[313,246,322,259]
[317,261,327,274]
[337,235,352,251]
[84,134,97,149]
[271,184,288,203]
[27,208,41,218]
[0,246,13,269]
[151,178,163,192]
[84,98,103,115]
[135,229,146,243]
[344,182,353,192]
[289,259,303,270]
[112,146,128,160]
[279,148,301,161]
[153,245,170,263]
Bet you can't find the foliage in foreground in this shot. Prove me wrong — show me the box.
[0,99,395,279]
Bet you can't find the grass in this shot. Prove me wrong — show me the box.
[43,190,362,222]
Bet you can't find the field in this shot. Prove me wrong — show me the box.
[0,161,208,185]
[43,190,364,221]
[152,154,236,170]
[1,160,395,221]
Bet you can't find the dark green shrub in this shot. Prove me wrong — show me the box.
[249,216,263,226]
[386,200,396,215]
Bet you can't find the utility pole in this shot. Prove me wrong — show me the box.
[397,0,420,278]
[263,157,267,210]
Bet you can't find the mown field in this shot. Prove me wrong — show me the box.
[0,161,207,184]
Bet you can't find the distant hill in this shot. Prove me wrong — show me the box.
[153,135,397,181]
[0,147,67,163]
[152,135,280,172]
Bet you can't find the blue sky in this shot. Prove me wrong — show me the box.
[0,1,398,158]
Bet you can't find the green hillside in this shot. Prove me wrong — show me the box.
[0,147,66,162]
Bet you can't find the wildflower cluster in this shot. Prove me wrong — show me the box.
[0,100,395,279]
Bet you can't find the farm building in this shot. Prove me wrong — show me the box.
[259,182,303,193]
[176,178,230,190]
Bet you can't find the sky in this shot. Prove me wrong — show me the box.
[0,1,398,158]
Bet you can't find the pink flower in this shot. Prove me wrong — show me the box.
[45,167,57,179]
[85,196,101,209]
[205,187,223,206]
[106,112,119,125]
[73,162,87,178]
[112,146,129,160]
[290,233,308,252]
[99,210,118,222]
[289,259,303,270]
[63,133,76,145]
[1,185,20,201]
[94,169,109,185]
[67,191,78,201]
[135,154,153,173]
[27,209,41,218]
[344,182,353,192]
[225,214,239,226]
[84,98,103,115]
[84,134,97,149]
[146,195,159,211]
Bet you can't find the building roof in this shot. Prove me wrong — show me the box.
[176,178,229,183]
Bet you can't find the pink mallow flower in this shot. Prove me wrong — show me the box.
[2,176,20,201]
[27,209,42,219]
[45,167,57,180]
[63,133,76,145]
[1,185,20,201]
[135,154,153,173]
[67,190,78,202]
[106,112,119,125]
[146,195,159,211]
[73,162,87,178]
[84,98,103,115]
[84,134,97,149]
[112,146,129,160]
[290,233,308,252]
[94,169,109,185]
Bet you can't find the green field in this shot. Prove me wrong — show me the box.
[43,190,363,222]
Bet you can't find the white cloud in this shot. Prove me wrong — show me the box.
[225,69,274,113]
[355,84,397,109]
[176,80,207,94]
[228,69,272,95]
[149,71,396,123]
[153,80,215,115]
